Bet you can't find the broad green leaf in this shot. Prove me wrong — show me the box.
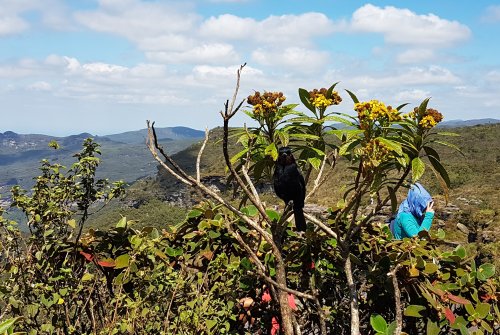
[82,273,94,281]
[418,97,430,115]
[242,205,258,217]
[298,88,316,113]
[289,133,321,140]
[370,314,388,333]
[411,157,425,182]
[404,305,426,317]
[266,209,281,222]
[423,146,441,161]
[67,219,76,229]
[454,245,466,259]
[396,103,410,111]
[376,137,403,155]
[187,209,203,219]
[264,142,278,161]
[426,320,441,335]
[478,263,495,279]
[427,155,451,188]
[433,140,465,156]
[326,82,339,99]
[230,148,249,165]
[0,317,23,333]
[115,254,130,269]
[339,138,361,156]
[206,319,217,330]
[436,131,460,137]
[465,303,476,316]
[116,216,127,228]
[476,303,490,319]
[308,157,322,170]
[424,263,439,274]
[345,89,359,104]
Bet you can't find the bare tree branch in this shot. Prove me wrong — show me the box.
[389,264,403,335]
[196,127,210,183]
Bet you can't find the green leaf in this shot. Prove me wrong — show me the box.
[424,263,439,274]
[82,273,94,281]
[436,131,460,137]
[115,254,130,269]
[454,245,466,259]
[427,155,451,188]
[298,88,315,113]
[264,142,278,161]
[476,303,490,319]
[370,314,388,333]
[308,157,322,170]
[206,319,217,330]
[116,216,127,228]
[423,146,441,161]
[418,97,430,115]
[426,320,441,335]
[376,137,403,155]
[0,317,23,333]
[326,82,339,99]
[433,140,465,156]
[67,219,76,229]
[404,305,426,317]
[396,103,410,111]
[478,263,495,279]
[345,89,359,104]
[187,209,203,219]
[266,209,281,222]
[411,157,425,182]
[242,205,258,217]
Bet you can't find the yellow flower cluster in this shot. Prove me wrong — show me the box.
[406,107,444,129]
[308,88,342,109]
[247,91,286,117]
[362,138,391,172]
[354,100,401,127]
[419,115,437,129]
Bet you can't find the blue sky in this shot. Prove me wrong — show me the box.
[1,0,499,135]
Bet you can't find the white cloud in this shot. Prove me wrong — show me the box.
[396,49,435,64]
[0,0,71,35]
[75,0,199,46]
[344,66,461,89]
[482,5,500,23]
[485,70,500,83]
[0,15,29,36]
[28,81,52,91]
[252,47,329,73]
[346,4,471,47]
[146,43,240,65]
[200,12,333,46]
[394,89,431,102]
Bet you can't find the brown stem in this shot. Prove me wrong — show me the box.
[345,255,360,335]
[390,264,403,335]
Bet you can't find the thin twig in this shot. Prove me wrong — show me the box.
[304,213,337,239]
[305,150,337,201]
[196,128,210,183]
[389,264,403,335]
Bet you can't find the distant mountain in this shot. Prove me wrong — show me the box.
[104,126,205,144]
[0,127,204,193]
[438,118,499,128]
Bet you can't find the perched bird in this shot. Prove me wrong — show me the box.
[273,147,306,231]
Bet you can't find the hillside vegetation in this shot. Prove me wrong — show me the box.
[1,83,498,335]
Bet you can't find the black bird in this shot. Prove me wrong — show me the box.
[273,147,306,231]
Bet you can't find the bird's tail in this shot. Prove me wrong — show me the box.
[293,206,306,232]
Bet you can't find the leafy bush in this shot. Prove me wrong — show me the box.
[1,68,498,335]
